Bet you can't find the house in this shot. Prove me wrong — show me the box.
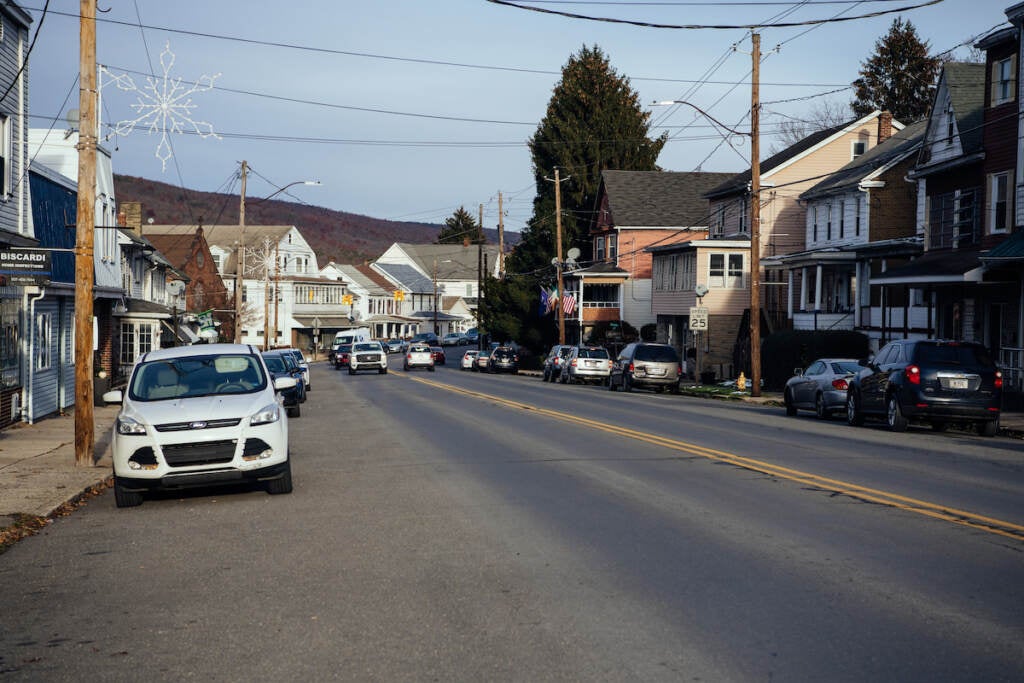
[762,120,927,347]
[874,27,1021,395]
[373,242,498,336]
[144,224,348,351]
[322,262,418,340]
[692,111,900,379]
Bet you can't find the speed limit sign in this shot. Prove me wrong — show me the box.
[689,306,709,331]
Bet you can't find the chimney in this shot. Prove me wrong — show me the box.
[120,201,143,235]
[878,111,893,143]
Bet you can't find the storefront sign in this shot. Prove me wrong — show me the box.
[0,248,51,285]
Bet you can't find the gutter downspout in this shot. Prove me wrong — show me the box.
[23,286,46,423]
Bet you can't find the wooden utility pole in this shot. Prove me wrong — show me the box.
[555,168,565,345]
[749,33,763,397]
[262,237,272,350]
[432,258,439,336]
[497,191,504,277]
[74,0,97,466]
[234,160,247,343]
[477,203,483,351]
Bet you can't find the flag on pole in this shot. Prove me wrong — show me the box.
[546,286,559,314]
[562,293,576,315]
[539,287,549,316]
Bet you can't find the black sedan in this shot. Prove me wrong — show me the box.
[261,351,302,418]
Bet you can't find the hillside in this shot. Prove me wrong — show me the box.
[114,174,507,264]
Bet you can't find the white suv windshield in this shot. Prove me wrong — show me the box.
[130,354,267,401]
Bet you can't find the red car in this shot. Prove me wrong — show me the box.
[333,343,352,369]
[430,346,446,365]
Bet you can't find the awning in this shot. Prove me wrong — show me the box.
[980,230,1024,263]
[161,320,200,344]
[871,248,984,286]
[293,315,353,328]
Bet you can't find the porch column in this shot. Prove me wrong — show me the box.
[787,269,794,319]
[814,265,823,311]
[853,262,861,327]
[800,267,808,312]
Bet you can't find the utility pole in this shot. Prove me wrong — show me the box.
[74,0,97,466]
[749,33,762,397]
[497,191,504,277]
[262,237,272,350]
[272,243,280,350]
[554,168,566,345]
[234,160,247,343]
[477,203,483,351]
[432,257,439,336]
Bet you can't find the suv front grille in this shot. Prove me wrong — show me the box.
[162,440,237,467]
[156,418,242,432]
[355,353,380,362]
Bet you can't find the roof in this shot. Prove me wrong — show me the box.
[871,248,984,285]
[565,261,629,278]
[145,232,198,271]
[935,63,986,158]
[144,224,294,274]
[705,118,860,199]
[373,262,434,293]
[801,121,927,200]
[391,243,499,279]
[981,230,1024,262]
[117,228,175,269]
[356,264,401,292]
[599,171,735,227]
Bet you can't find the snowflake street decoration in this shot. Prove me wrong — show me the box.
[104,42,221,171]
[244,242,276,280]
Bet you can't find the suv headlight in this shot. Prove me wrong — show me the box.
[117,415,148,435]
[250,403,281,426]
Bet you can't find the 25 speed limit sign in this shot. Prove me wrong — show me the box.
[689,306,709,331]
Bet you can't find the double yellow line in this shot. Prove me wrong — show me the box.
[401,373,1024,542]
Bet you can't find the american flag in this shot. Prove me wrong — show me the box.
[562,293,576,315]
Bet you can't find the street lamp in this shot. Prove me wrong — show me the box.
[233,160,320,345]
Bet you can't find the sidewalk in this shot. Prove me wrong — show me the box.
[0,404,120,531]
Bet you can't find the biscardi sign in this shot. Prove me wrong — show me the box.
[0,248,52,285]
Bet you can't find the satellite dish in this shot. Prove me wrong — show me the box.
[167,280,186,296]
[551,257,560,266]
[567,247,581,260]
[695,284,709,298]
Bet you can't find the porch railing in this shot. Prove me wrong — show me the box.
[999,347,1023,392]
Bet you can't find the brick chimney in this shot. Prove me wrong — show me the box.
[120,201,143,235]
[878,111,893,143]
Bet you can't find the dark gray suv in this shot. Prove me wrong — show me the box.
[845,339,1002,436]
[608,343,681,393]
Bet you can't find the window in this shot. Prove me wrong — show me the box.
[712,205,725,237]
[1,298,19,388]
[35,313,52,370]
[991,172,1010,233]
[945,99,955,145]
[855,198,861,237]
[596,236,605,261]
[852,140,866,159]
[993,56,1016,105]
[811,206,819,242]
[839,200,846,239]
[826,203,833,240]
[120,323,136,366]
[709,253,743,288]
[608,235,617,260]
[737,199,748,234]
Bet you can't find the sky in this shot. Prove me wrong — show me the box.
[25,0,1011,234]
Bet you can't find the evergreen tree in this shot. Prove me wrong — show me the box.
[437,206,484,244]
[851,18,940,122]
[488,45,665,353]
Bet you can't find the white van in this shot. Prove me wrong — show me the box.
[334,327,371,346]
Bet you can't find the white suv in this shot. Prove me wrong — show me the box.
[103,343,296,508]
[348,341,388,374]
[404,344,435,371]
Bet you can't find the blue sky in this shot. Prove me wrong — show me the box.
[26,1,1007,232]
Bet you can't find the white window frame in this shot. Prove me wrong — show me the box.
[36,312,52,370]
[995,57,1014,105]
[595,236,605,261]
[851,140,866,159]
[991,172,1010,234]
[708,253,744,289]
[608,234,617,260]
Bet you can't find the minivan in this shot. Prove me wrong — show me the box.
[608,343,681,393]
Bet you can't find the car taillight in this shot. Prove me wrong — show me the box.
[995,370,1003,389]
[628,362,634,372]
[832,378,848,390]
[677,366,682,376]
[571,359,578,367]
[904,364,921,385]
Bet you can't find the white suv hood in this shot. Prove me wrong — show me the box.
[123,393,272,425]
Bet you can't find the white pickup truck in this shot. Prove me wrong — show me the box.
[403,344,435,372]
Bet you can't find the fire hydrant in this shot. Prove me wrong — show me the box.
[737,371,747,391]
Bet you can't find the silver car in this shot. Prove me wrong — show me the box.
[784,358,861,419]
[608,343,681,393]
[560,346,612,385]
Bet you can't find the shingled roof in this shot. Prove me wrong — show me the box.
[941,62,985,157]
[144,224,294,275]
[600,171,735,227]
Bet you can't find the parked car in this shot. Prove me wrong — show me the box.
[560,346,612,385]
[609,343,681,394]
[385,338,407,354]
[441,332,464,346]
[461,349,479,370]
[488,346,519,374]
[783,358,861,419]
[542,344,575,382]
[333,343,352,370]
[411,332,440,346]
[464,328,479,344]
[265,349,305,403]
[431,346,447,365]
[348,341,388,375]
[845,339,1002,435]
[404,344,435,371]
[103,343,294,507]
[280,348,310,391]
[475,349,492,371]
[261,351,303,417]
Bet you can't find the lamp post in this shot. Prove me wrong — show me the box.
[233,167,320,345]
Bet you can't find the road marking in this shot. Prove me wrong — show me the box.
[398,373,1024,542]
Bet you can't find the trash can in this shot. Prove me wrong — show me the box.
[93,377,110,406]
[699,370,717,385]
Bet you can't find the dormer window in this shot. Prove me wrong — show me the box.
[851,141,866,159]
[946,99,955,145]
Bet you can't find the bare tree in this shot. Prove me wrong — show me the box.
[768,97,851,153]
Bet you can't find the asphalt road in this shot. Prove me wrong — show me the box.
[1,352,1022,681]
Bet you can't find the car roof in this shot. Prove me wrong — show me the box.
[139,343,259,362]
